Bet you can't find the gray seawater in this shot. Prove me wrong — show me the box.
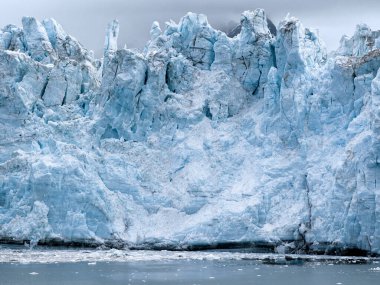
[0,259,379,285]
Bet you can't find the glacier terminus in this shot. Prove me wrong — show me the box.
[0,9,379,256]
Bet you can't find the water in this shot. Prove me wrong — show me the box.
[0,248,379,285]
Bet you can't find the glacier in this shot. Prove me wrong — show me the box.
[0,9,379,255]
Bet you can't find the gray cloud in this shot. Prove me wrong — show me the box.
[1,0,380,56]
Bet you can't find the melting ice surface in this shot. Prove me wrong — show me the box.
[0,247,379,285]
[0,8,380,255]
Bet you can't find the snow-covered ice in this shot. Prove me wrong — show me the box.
[0,9,380,255]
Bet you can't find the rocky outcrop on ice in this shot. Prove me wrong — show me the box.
[0,9,380,255]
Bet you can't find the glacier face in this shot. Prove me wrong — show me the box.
[0,9,379,255]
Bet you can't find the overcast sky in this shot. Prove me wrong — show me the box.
[1,0,380,56]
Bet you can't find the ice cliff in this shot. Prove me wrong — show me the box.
[0,9,380,255]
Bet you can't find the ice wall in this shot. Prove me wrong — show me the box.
[0,10,379,255]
